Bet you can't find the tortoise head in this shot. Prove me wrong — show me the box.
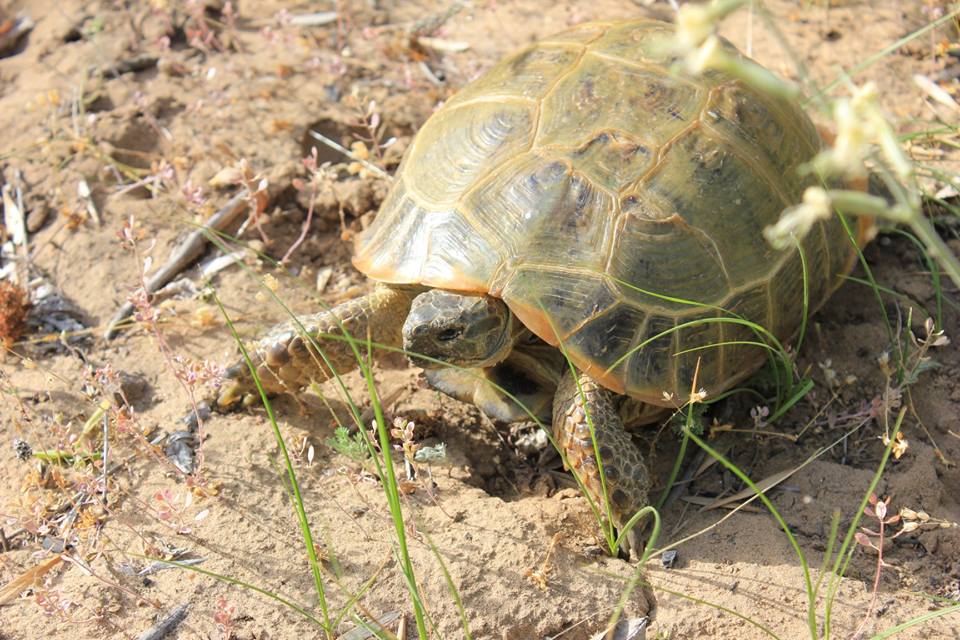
[402,290,516,369]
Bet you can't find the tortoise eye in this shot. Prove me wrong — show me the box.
[437,327,462,342]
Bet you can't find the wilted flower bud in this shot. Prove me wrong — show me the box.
[913,74,960,113]
[676,4,718,50]
[686,35,724,74]
[901,521,919,533]
[810,82,912,181]
[675,0,746,50]
[764,187,832,249]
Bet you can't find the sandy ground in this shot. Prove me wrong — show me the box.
[1,0,959,638]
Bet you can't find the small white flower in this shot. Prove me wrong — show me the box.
[675,0,746,51]
[686,35,725,75]
[913,74,960,113]
[676,4,717,51]
[812,83,912,180]
[763,187,832,249]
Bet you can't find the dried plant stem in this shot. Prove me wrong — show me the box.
[307,129,391,180]
[854,517,887,638]
[104,192,249,338]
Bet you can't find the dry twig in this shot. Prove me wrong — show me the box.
[104,193,249,338]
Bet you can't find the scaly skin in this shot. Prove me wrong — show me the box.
[216,284,419,409]
[553,370,651,558]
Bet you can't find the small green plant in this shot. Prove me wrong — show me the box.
[325,426,370,463]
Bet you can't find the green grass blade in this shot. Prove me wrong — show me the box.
[424,530,473,640]
[144,558,326,626]
[654,428,690,512]
[767,378,815,424]
[869,603,960,639]
[606,507,662,633]
[212,292,332,636]
[350,332,429,638]
[795,236,811,354]
[813,8,960,99]
[683,428,818,637]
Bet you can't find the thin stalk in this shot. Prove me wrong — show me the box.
[795,236,811,354]
[147,558,326,626]
[813,8,960,99]
[823,407,906,639]
[212,293,333,636]
[424,531,472,640]
[906,215,960,289]
[870,604,960,639]
[606,507,661,634]
[655,428,690,511]
[361,339,429,638]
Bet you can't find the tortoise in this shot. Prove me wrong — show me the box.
[217,18,871,553]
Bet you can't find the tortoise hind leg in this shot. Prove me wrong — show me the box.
[216,284,418,409]
[553,369,651,559]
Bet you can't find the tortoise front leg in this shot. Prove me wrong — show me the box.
[216,284,418,409]
[553,370,651,559]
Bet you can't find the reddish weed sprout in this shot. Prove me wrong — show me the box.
[852,494,908,637]
[184,0,223,53]
[221,159,270,243]
[347,97,391,166]
[117,216,222,483]
[285,147,333,263]
[214,596,237,640]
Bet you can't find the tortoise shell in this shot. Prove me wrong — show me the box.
[353,19,860,406]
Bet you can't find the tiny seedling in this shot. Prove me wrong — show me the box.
[325,426,369,463]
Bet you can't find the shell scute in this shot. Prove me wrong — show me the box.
[524,170,616,271]
[501,268,616,344]
[608,192,731,309]
[587,20,678,67]
[536,55,702,165]
[354,181,500,290]
[444,45,584,109]
[465,153,618,276]
[538,22,609,46]
[626,316,676,400]
[701,81,817,197]
[639,129,788,287]
[719,284,773,382]
[566,303,648,391]
[559,130,654,194]
[671,317,724,396]
[404,100,535,207]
